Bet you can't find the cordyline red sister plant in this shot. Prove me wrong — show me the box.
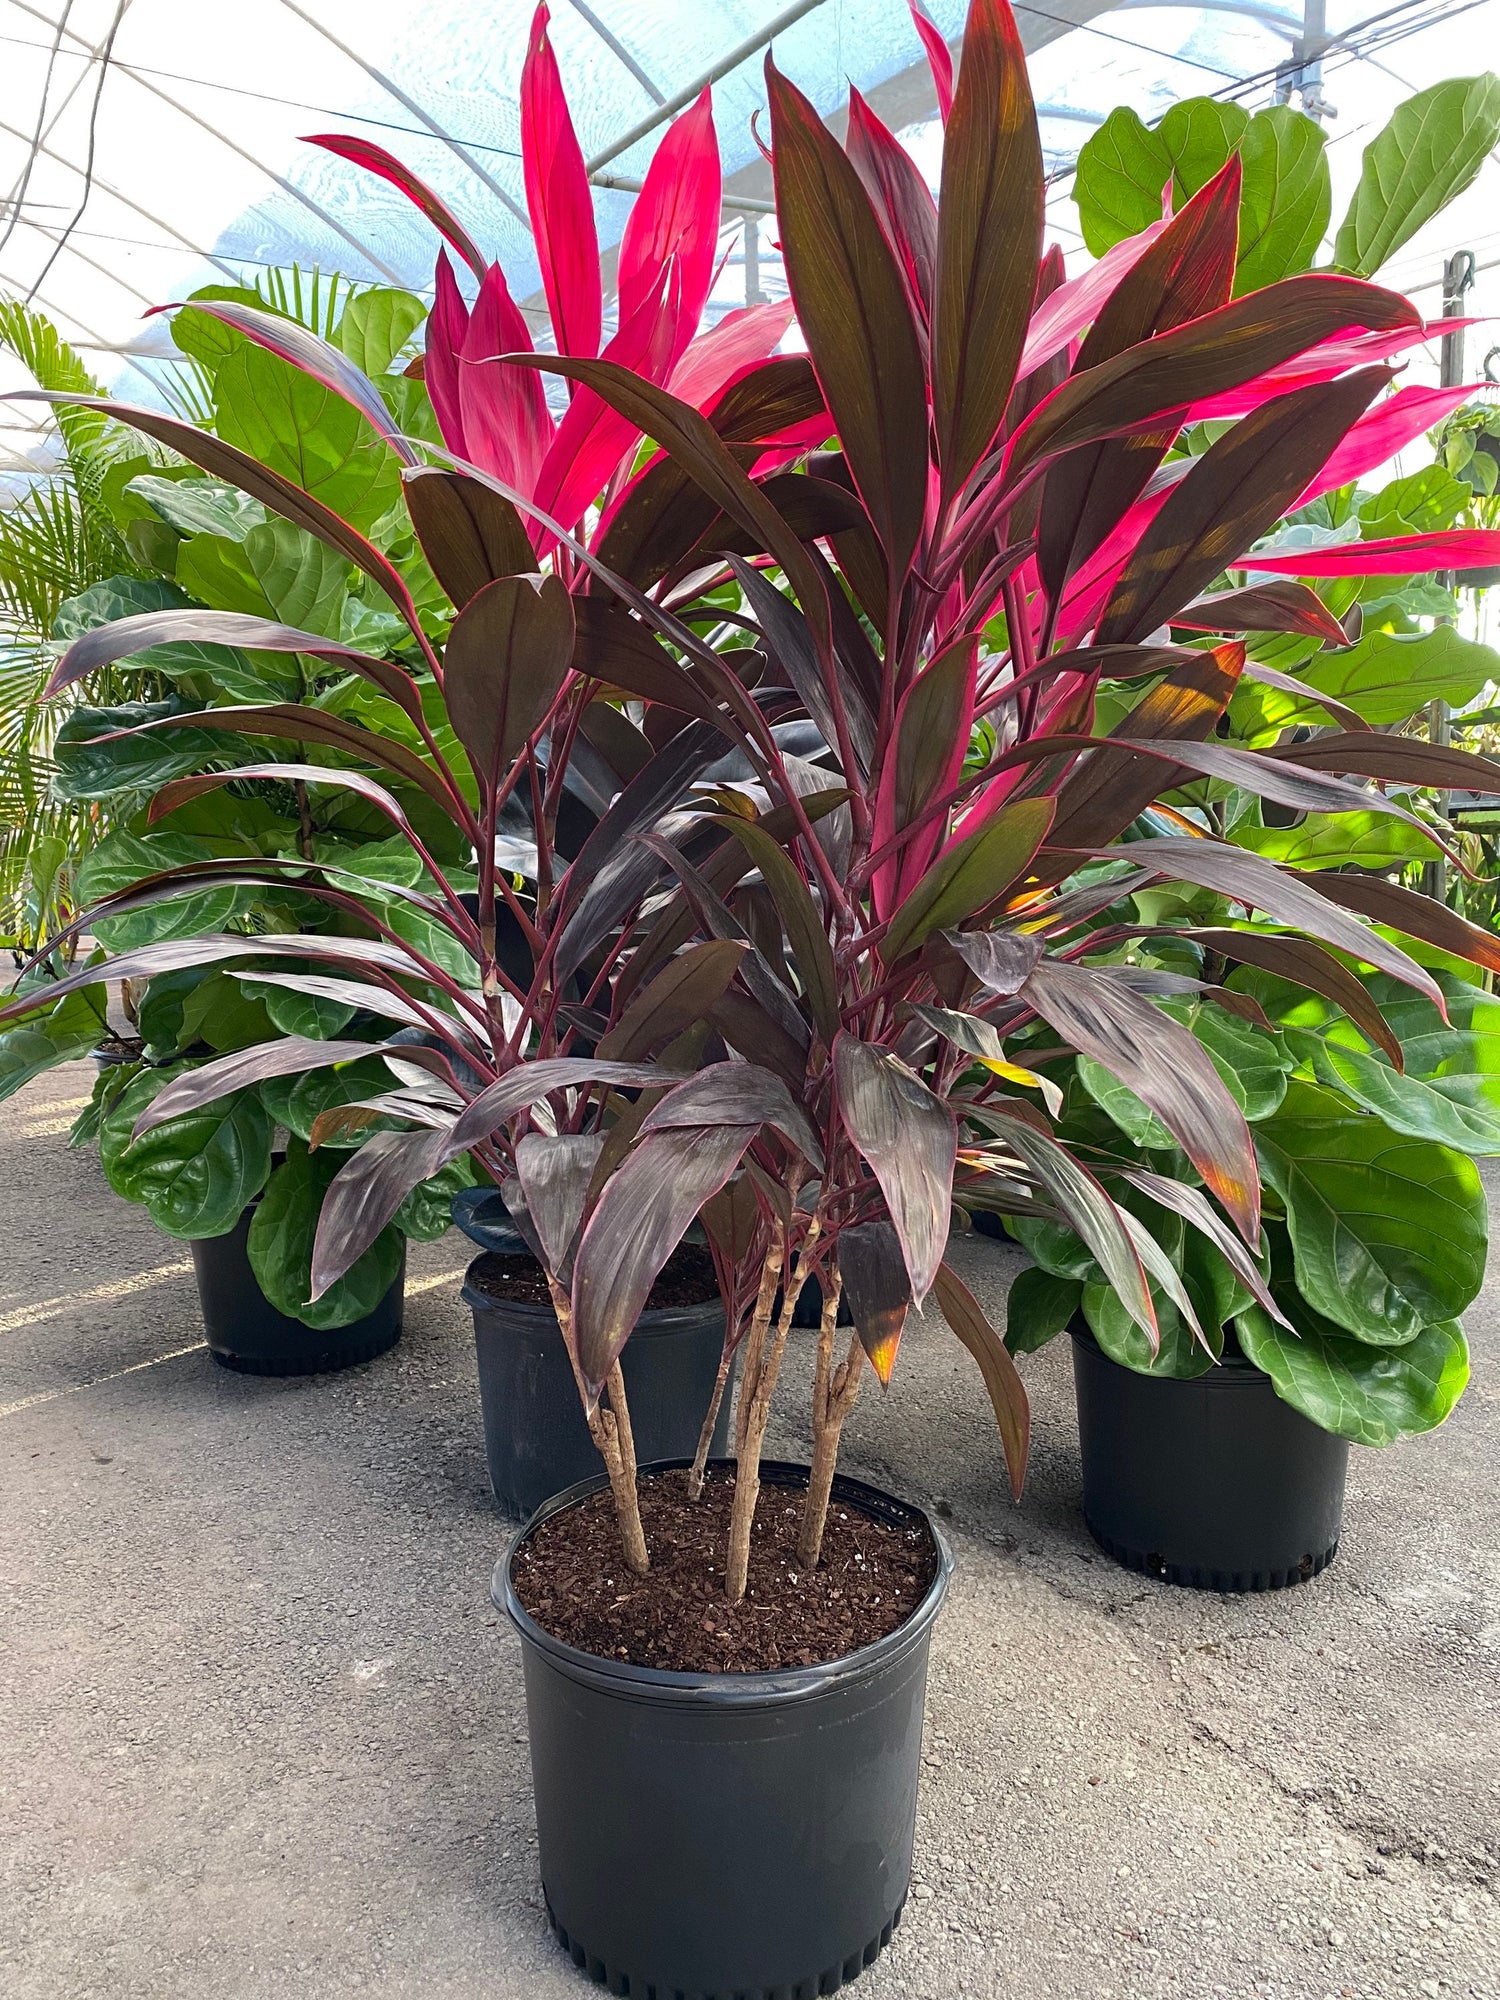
[8,0,1500,1606]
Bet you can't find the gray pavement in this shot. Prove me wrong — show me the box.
[2,1059,1497,2000]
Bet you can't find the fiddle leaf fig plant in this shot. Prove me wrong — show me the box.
[5,0,1500,1594]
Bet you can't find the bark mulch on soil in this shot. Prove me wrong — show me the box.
[510,1465,938,1674]
[467,1244,720,1313]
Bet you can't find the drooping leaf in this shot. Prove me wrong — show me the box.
[1021,957,1259,1240]
[402,466,535,606]
[1121,837,1446,1007]
[247,1138,403,1330]
[838,1218,912,1386]
[933,1260,1029,1496]
[305,133,487,279]
[1310,873,1500,980]
[640,1059,824,1169]
[834,1034,957,1305]
[515,1132,604,1276]
[1172,580,1347,643]
[100,1063,274,1239]
[571,1123,742,1389]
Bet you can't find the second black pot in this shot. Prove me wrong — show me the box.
[1072,1323,1349,1591]
[465,1254,733,1518]
[497,1460,952,1999]
[190,1207,404,1376]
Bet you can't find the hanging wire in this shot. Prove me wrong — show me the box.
[23,0,127,304]
[0,0,77,259]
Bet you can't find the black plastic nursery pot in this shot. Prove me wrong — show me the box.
[1071,1323,1348,1592]
[190,1205,404,1376]
[497,1459,953,2000]
[465,1253,734,1519]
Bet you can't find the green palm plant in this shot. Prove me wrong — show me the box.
[0,301,158,955]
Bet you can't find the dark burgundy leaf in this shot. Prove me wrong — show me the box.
[838,1218,912,1385]
[640,1059,824,1168]
[933,1260,1029,1497]
[834,1033,957,1304]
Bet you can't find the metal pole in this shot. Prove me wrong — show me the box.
[1423,249,1476,902]
[744,215,762,306]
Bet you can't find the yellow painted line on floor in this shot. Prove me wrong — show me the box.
[0,1260,194,1337]
[0,1342,208,1419]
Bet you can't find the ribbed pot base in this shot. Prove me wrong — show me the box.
[544,1887,904,2000]
[1085,1515,1339,1593]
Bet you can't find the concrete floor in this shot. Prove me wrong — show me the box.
[2,1058,1497,2000]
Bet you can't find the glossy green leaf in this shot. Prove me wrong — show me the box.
[1259,623,1499,728]
[1002,1264,1081,1355]
[1230,807,1435,873]
[1333,74,1500,276]
[77,830,246,948]
[1084,1224,1243,1379]
[393,1154,476,1242]
[0,979,109,1104]
[99,1062,274,1238]
[259,1053,400,1143]
[247,1139,403,1329]
[52,575,251,687]
[1236,1304,1469,1445]
[1255,1080,1488,1344]
[124,473,264,540]
[52,698,236,803]
[178,517,349,645]
[1233,107,1331,291]
[237,973,358,1040]
[213,341,400,531]
[335,288,426,377]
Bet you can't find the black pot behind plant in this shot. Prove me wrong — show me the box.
[1071,1322,1348,1591]
[456,1189,734,1517]
[497,1460,952,1998]
[191,1206,404,1376]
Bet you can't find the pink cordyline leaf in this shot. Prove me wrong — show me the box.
[909,0,954,119]
[425,251,470,457]
[529,265,685,549]
[1292,382,1477,511]
[458,261,553,497]
[1246,530,1500,577]
[303,133,487,281]
[666,301,796,410]
[618,86,720,359]
[1016,221,1169,378]
[521,2,602,361]
[1183,321,1474,423]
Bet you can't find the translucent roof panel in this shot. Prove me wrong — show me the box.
[1,0,1497,435]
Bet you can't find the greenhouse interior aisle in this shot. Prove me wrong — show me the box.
[2,1057,1497,2000]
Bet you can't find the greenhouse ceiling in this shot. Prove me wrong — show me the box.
[1,0,1497,464]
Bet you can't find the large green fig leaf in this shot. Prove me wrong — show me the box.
[394,1155,477,1241]
[1333,74,1500,276]
[52,698,236,802]
[0,979,109,1104]
[1236,1304,1469,1445]
[77,829,245,947]
[100,1063,274,1237]
[52,576,250,687]
[1233,107,1331,291]
[259,1053,401,1143]
[1002,1265,1082,1355]
[1255,1080,1488,1344]
[213,341,400,531]
[335,288,426,377]
[247,1139,402,1329]
[1231,806,1436,873]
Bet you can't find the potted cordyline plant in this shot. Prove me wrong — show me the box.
[7,0,1500,1987]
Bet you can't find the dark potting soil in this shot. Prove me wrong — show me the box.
[468,1242,720,1312]
[511,1465,938,1673]
[95,1033,145,1062]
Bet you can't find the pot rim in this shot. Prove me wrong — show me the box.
[495,1456,953,1710]
[462,1254,723,1339]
